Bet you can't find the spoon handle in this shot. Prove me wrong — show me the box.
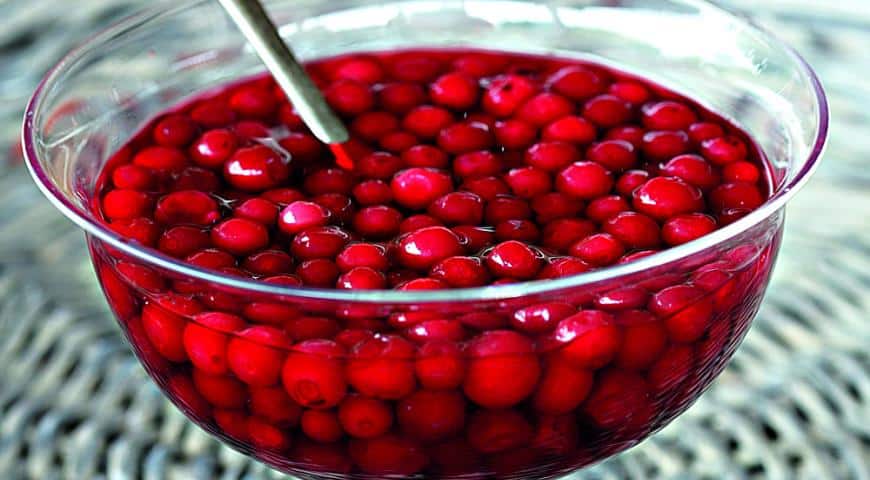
[218,0,349,144]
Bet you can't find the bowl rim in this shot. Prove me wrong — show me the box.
[22,0,829,305]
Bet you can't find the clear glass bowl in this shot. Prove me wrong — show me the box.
[23,0,827,478]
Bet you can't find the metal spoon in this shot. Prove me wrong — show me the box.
[217,0,353,168]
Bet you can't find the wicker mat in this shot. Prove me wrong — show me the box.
[0,1,868,479]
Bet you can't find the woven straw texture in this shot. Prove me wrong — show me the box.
[0,1,868,479]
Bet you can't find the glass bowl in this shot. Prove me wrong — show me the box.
[23,0,827,478]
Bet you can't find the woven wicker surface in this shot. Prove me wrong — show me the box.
[1,1,868,479]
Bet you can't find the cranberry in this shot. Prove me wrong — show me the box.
[615,169,650,196]
[397,226,465,271]
[290,226,350,260]
[379,131,419,153]
[609,81,651,105]
[605,125,646,149]
[347,335,416,400]
[505,167,552,198]
[278,201,330,234]
[141,303,188,362]
[547,66,606,100]
[300,409,344,443]
[224,145,289,192]
[517,92,574,126]
[701,136,747,165]
[632,176,703,220]
[281,340,347,409]
[662,213,718,245]
[156,227,209,259]
[325,80,375,116]
[338,394,394,438]
[642,130,691,161]
[485,241,542,280]
[402,105,454,139]
[709,181,764,215]
[234,198,278,225]
[191,369,247,408]
[545,310,622,368]
[722,161,761,184]
[603,212,661,250]
[398,277,448,291]
[454,52,509,78]
[296,259,341,287]
[242,250,294,275]
[466,409,533,453]
[464,331,540,408]
[540,218,597,252]
[430,72,480,110]
[109,217,160,247]
[388,51,444,82]
[352,205,403,239]
[279,132,324,164]
[587,140,637,172]
[688,121,725,144]
[229,85,276,118]
[191,98,236,128]
[391,167,454,210]
[153,114,198,147]
[511,302,576,334]
[102,189,153,220]
[352,179,393,205]
[336,243,389,272]
[211,218,269,255]
[133,145,188,173]
[428,191,485,225]
[349,434,429,475]
[399,214,442,233]
[398,390,466,442]
[286,316,341,341]
[569,233,625,267]
[585,195,631,223]
[642,100,697,131]
[430,256,490,288]
[337,267,387,290]
[111,164,154,190]
[155,190,220,226]
[304,168,355,196]
[495,219,540,243]
[582,94,632,127]
[542,115,597,145]
[484,195,531,224]
[379,82,427,114]
[227,326,290,386]
[452,225,495,252]
[649,285,714,343]
[483,74,538,117]
[453,150,501,179]
[415,341,465,390]
[660,154,721,191]
[556,161,614,200]
[581,370,653,432]
[494,119,538,150]
[525,141,581,172]
[531,192,584,223]
[402,145,449,169]
[533,360,593,414]
[437,122,494,154]
[334,56,384,84]
[614,310,668,370]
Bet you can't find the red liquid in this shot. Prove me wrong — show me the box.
[90,49,779,479]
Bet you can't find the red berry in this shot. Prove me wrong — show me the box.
[585,195,631,223]
[430,72,480,110]
[556,161,614,200]
[281,340,347,409]
[688,121,725,144]
[397,226,465,271]
[391,167,454,210]
[402,144,449,168]
[352,179,393,205]
[464,331,540,408]
[133,145,189,172]
[540,218,597,252]
[183,312,246,374]
[211,218,269,255]
[338,394,394,438]
[517,92,574,127]
[379,82,427,114]
[582,94,632,127]
[399,214,442,233]
[300,409,344,443]
[398,390,466,442]
[325,80,375,115]
[542,115,597,145]
[428,191,485,225]
[547,66,606,100]
[615,169,650,196]
[278,201,330,235]
[102,189,153,220]
[336,243,389,272]
[290,226,350,260]
[505,167,552,199]
[141,303,188,362]
[430,256,490,288]
[609,81,651,104]
[701,136,748,165]
[466,409,532,453]
[234,198,278,225]
[333,56,384,84]
[224,145,289,192]
[347,335,416,400]
[546,310,622,369]
[511,302,576,334]
[229,85,276,118]
[337,267,387,290]
[641,130,691,161]
[586,140,637,172]
[662,213,717,245]
[437,122,494,154]
[227,326,290,386]
[159,226,210,257]
[569,233,625,267]
[485,240,542,280]
[415,341,465,390]
[483,74,538,117]
[649,285,714,342]
[660,154,721,191]
[494,119,538,150]
[642,101,697,131]
[526,141,581,172]
[353,205,403,239]
[155,190,220,226]
[632,176,704,220]
[402,105,454,139]
[349,434,429,475]
[531,192,584,223]
[532,359,593,414]
[153,114,198,147]
[111,164,154,191]
[603,211,661,250]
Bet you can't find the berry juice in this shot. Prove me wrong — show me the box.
[90,49,779,479]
